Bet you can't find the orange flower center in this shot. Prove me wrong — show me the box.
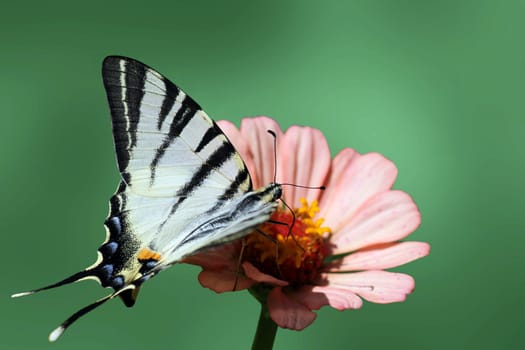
[243,198,332,285]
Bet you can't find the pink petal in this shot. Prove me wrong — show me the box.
[267,287,317,330]
[198,270,255,293]
[184,243,256,293]
[278,126,331,207]
[183,242,240,270]
[317,148,358,211]
[330,190,421,254]
[320,270,416,304]
[290,285,363,311]
[217,120,256,184]
[239,117,284,188]
[319,152,398,232]
[325,242,430,271]
[242,262,288,287]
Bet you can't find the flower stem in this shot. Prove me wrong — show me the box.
[252,303,278,350]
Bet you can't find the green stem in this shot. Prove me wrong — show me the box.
[251,303,278,350]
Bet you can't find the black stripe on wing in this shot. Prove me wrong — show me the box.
[164,140,237,218]
[157,81,178,130]
[218,167,251,202]
[102,56,202,180]
[200,167,252,215]
[195,125,222,153]
[102,57,144,176]
[156,139,242,234]
[177,140,237,198]
[149,95,198,183]
[102,55,254,207]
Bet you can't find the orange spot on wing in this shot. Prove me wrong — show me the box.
[137,248,162,262]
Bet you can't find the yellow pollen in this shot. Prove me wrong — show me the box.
[244,197,332,284]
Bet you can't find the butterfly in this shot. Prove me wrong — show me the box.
[12,56,282,341]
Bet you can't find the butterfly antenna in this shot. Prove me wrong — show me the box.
[280,183,326,190]
[267,129,278,183]
[263,129,327,262]
[11,269,94,298]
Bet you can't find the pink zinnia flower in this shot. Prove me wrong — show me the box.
[185,116,430,330]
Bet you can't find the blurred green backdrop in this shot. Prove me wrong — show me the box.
[1,0,523,349]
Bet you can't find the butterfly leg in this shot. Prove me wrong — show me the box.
[254,228,284,280]
[232,239,247,291]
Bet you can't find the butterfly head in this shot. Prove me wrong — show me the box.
[258,182,282,203]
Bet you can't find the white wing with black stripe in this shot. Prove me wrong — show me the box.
[101,56,281,264]
[103,57,249,197]
[12,56,282,341]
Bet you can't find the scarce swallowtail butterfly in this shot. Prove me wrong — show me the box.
[12,56,282,341]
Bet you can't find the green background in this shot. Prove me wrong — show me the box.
[1,1,523,349]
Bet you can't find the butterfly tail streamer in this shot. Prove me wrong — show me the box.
[48,285,136,342]
[48,293,112,342]
[11,270,95,298]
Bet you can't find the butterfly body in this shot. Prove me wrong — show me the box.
[13,56,281,341]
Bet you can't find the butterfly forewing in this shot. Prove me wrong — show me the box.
[102,57,252,198]
[101,56,274,264]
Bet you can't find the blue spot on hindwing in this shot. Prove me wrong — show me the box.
[105,216,122,236]
[111,275,125,289]
[99,241,118,257]
[144,261,157,270]
[99,264,114,278]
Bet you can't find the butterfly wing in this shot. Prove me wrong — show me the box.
[102,56,252,197]
[13,57,281,342]
[101,56,279,276]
